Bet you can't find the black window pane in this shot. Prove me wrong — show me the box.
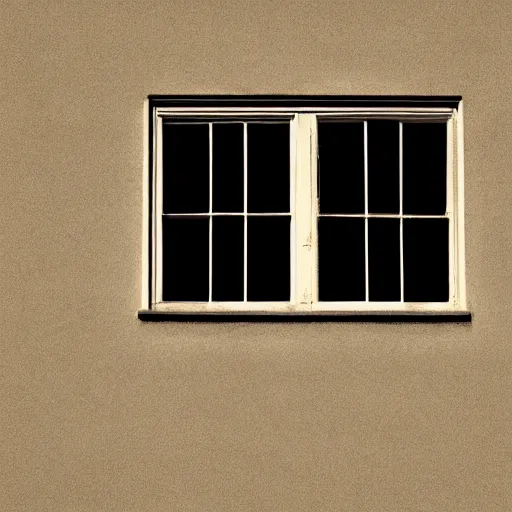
[247,123,290,213]
[213,123,244,213]
[368,219,400,301]
[318,217,365,301]
[403,218,449,302]
[162,123,210,214]
[403,122,447,215]
[162,217,209,301]
[247,216,290,301]
[212,216,244,301]
[318,122,364,214]
[368,120,399,213]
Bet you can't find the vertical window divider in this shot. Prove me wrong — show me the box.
[208,122,213,303]
[310,115,319,306]
[447,117,455,305]
[243,122,248,303]
[364,121,369,302]
[289,117,297,303]
[399,121,404,302]
[296,114,315,308]
[155,115,163,304]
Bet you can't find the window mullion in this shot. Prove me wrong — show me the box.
[155,115,164,304]
[447,117,455,305]
[243,122,248,303]
[399,121,404,302]
[364,121,369,302]
[310,115,319,304]
[295,114,315,308]
[208,122,213,303]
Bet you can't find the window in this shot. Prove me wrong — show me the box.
[141,96,467,318]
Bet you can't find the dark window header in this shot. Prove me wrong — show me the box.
[148,95,462,110]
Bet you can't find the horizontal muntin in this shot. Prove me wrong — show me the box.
[160,115,294,123]
[318,213,448,218]
[162,212,291,217]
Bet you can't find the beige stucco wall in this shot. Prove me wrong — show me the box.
[1,0,511,510]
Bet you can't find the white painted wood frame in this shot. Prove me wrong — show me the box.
[143,104,466,314]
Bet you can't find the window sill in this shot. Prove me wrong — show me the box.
[138,310,472,323]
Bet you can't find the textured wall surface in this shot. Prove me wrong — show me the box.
[1,0,511,510]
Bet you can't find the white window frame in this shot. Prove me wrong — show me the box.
[142,102,466,315]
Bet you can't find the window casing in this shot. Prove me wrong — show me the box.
[142,97,466,315]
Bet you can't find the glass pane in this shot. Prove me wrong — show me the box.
[318,217,365,301]
[247,123,290,213]
[247,216,290,301]
[367,120,399,213]
[318,122,364,214]
[162,123,210,214]
[212,216,244,301]
[403,122,447,215]
[162,217,209,301]
[403,218,449,302]
[368,218,400,301]
[212,123,244,213]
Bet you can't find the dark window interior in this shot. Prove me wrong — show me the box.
[212,216,244,301]
[247,216,291,301]
[162,121,291,302]
[162,217,209,301]
[404,218,449,302]
[318,217,366,301]
[316,119,449,303]
[247,123,290,213]
[160,115,451,306]
[318,121,364,214]
[403,122,447,215]
[162,123,209,214]
[212,123,244,213]
[367,120,400,214]
[368,218,401,301]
